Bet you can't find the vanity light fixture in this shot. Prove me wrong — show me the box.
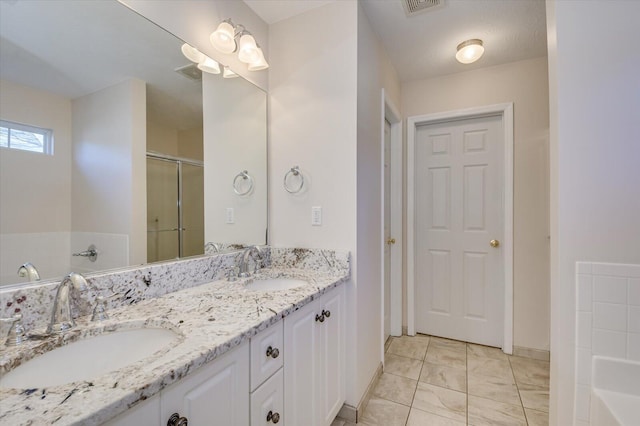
[455,39,484,64]
[223,65,239,79]
[209,19,269,71]
[181,43,221,74]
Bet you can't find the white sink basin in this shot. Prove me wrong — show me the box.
[245,278,307,291]
[0,327,179,389]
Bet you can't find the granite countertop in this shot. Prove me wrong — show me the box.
[0,266,348,425]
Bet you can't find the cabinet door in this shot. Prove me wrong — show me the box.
[251,320,284,392]
[284,298,321,426]
[160,342,249,426]
[319,287,345,426]
[250,368,284,426]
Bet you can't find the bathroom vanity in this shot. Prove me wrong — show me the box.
[0,248,349,425]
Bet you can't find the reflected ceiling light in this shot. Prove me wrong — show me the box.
[209,19,269,72]
[197,56,221,74]
[181,43,205,63]
[223,66,239,79]
[210,20,237,54]
[455,39,484,64]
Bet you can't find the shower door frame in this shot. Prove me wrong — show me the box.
[146,151,204,258]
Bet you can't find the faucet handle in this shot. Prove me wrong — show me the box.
[1,313,28,346]
[91,296,109,322]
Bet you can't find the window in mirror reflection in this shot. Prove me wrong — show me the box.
[0,119,53,154]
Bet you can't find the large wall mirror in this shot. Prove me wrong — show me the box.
[0,0,267,287]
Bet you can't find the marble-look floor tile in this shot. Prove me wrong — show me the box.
[388,335,430,360]
[385,336,393,353]
[467,356,513,382]
[509,356,550,388]
[385,353,424,380]
[430,336,467,353]
[372,373,418,406]
[425,346,466,370]
[412,382,467,423]
[419,362,466,392]
[467,343,507,360]
[468,373,520,405]
[406,407,466,426]
[468,395,527,426]
[518,383,549,412]
[359,397,410,426]
[525,408,549,426]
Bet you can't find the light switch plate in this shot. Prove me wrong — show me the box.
[311,206,322,226]
[226,208,235,224]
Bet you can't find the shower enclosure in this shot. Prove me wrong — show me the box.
[146,153,204,263]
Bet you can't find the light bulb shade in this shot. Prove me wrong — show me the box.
[238,34,259,64]
[456,39,484,64]
[223,66,239,78]
[181,43,205,63]
[210,21,236,54]
[197,56,221,74]
[248,47,269,71]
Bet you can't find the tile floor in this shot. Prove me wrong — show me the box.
[332,334,549,426]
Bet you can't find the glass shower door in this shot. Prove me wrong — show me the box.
[147,157,180,263]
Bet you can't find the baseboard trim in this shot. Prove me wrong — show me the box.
[513,345,550,361]
[337,362,383,423]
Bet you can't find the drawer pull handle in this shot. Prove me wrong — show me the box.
[266,346,280,359]
[167,413,188,426]
[315,313,325,323]
[267,410,280,423]
[322,309,331,319]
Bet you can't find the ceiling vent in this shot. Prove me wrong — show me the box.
[402,0,444,16]
[174,63,202,81]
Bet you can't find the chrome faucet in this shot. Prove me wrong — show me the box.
[17,262,40,281]
[239,245,263,278]
[46,272,89,334]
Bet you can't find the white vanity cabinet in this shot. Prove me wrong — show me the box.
[284,286,345,426]
[105,285,344,426]
[106,342,250,426]
[160,341,250,426]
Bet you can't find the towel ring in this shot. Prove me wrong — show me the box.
[233,170,254,196]
[284,166,304,194]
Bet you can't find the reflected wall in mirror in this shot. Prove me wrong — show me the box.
[0,0,267,287]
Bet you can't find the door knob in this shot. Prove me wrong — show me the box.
[490,239,500,248]
[386,238,396,245]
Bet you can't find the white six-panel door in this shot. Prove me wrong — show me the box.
[414,114,504,347]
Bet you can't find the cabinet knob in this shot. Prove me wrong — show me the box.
[322,309,331,319]
[267,410,280,424]
[315,313,325,323]
[265,345,280,359]
[167,413,188,426]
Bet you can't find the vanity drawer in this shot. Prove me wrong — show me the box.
[251,320,284,391]
[251,368,284,426]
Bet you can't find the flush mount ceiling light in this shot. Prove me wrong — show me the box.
[456,39,484,64]
[209,19,269,71]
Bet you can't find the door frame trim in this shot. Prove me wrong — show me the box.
[381,89,403,353]
[406,103,514,354]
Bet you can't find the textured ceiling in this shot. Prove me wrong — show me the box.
[243,0,547,83]
[360,0,547,82]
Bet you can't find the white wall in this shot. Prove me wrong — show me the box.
[0,79,72,233]
[356,1,402,404]
[0,79,73,284]
[402,57,550,351]
[203,72,267,246]
[71,79,147,265]
[119,0,269,91]
[546,1,640,425]
[269,0,361,404]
